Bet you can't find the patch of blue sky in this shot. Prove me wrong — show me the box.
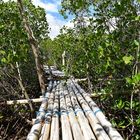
[31,0,74,38]
[36,0,74,38]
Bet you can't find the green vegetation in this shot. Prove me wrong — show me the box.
[42,0,140,139]
[0,0,140,139]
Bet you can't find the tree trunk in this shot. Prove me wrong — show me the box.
[15,62,34,113]
[17,0,46,94]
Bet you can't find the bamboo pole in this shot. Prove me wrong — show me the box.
[72,80,124,140]
[64,87,84,140]
[27,96,48,140]
[67,84,96,140]
[50,85,59,140]
[70,81,110,140]
[7,98,43,105]
[27,97,47,140]
[59,82,73,140]
[39,81,58,140]
[27,81,54,140]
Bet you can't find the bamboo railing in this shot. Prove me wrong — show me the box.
[26,69,124,140]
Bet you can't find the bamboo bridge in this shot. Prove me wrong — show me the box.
[26,66,124,140]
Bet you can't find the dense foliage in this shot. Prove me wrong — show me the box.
[0,0,140,139]
[41,0,140,139]
[0,0,49,139]
[0,0,49,99]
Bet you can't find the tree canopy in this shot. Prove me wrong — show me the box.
[0,0,140,139]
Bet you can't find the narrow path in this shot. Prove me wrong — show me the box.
[27,67,124,140]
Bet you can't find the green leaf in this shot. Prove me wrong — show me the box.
[117,99,124,109]
[98,46,104,58]
[132,73,140,84]
[1,58,7,63]
[126,77,132,84]
[134,40,139,46]
[0,50,6,55]
[136,118,140,125]
[0,115,3,119]
[135,16,140,21]
[123,55,134,64]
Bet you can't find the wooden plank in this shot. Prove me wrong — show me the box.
[73,81,124,140]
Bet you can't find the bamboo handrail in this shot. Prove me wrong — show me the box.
[6,98,43,105]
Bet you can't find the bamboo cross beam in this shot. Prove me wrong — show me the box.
[6,98,43,105]
[67,84,96,140]
[72,80,124,140]
[69,81,110,140]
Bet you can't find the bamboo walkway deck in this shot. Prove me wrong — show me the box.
[27,67,124,140]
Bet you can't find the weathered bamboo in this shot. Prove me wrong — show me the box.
[7,98,43,105]
[26,73,124,140]
[27,81,54,140]
[63,88,84,140]
[27,123,42,140]
[50,85,59,140]
[60,82,73,140]
[70,81,110,140]
[67,84,96,140]
[39,81,57,140]
[27,97,48,140]
[27,98,47,140]
[72,80,124,140]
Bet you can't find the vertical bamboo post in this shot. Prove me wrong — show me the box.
[62,51,66,66]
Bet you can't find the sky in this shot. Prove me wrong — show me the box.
[32,0,74,39]
[3,0,74,39]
